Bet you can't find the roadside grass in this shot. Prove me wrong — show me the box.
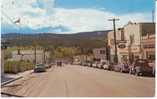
[4,60,34,74]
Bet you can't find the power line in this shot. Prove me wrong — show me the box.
[1,10,21,30]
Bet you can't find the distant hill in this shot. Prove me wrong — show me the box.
[2,30,110,49]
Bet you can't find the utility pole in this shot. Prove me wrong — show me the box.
[152,10,155,23]
[33,41,37,65]
[108,18,119,64]
[34,46,37,65]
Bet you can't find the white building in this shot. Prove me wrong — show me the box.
[93,47,106,61]
[11,50,50,64]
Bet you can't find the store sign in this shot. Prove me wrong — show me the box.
[118,44,126,49]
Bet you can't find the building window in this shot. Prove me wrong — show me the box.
[147,52,155,60]
[143,44,155,48]
[100,50,105,54]
[121,29,125,41]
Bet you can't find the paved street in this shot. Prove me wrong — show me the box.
[1,64,155,97]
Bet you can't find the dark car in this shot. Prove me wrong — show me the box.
[57,61,62,67]
[81,61,88,66]
[85,61,92,67]
[34,64,46,72]
[113,62,129,73]
[45,64,52,69]
[95,60,108,69]
[130,59,153,76]
[108,63,114,71]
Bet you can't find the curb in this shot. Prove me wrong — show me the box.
[1,70,33,86]
[1,76,23,86]
[1,92,24,97]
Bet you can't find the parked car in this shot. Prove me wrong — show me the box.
[57,61,62,67]
[81,61,88,66]
[102,62,109,70]
[97,62,102,69]
[97,60,109,69]
[120,63,130,73]
[73,61,81,65]
[113,64,121,72]
[92,62,98,68]
[113,62,130,73]
[86,61,93,67]
[152,63,156,76]
[45,63,52,69]
[130,59,153,76]
[148,61,155,76]
[108,63,114,71]
[34,64,46,72]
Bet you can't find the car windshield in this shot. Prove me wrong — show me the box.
[36,64,44,67]
[102,62,106,64]
[135,60,148,66]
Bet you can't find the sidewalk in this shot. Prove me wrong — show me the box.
[1,70,33,86]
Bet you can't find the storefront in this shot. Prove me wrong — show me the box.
[118,44,141,63]
[142,34,155,61]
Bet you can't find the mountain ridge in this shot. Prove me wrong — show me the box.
[2,30,110,49]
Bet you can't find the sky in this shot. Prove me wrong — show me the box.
[1,0,155,34]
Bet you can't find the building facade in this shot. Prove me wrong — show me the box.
[142,34,155,61]
[107,22,155,63]
[73,55,93,65]
[11,50,50,64]
[107,28,126,63]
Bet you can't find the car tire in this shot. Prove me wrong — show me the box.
[120,68,123,73]
[129,70,132,74]
[135,71,140,76]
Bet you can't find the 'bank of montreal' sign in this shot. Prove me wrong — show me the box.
[118,44,126,49]
[117,40,127,49]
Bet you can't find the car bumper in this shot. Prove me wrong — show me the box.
[34,68,46,72]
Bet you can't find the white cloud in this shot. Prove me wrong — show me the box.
[1,0,151,33]
[49,8,151,33]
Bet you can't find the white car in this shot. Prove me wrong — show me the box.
[100,60,109,70]
[97,63,102,68]
[103,63,109,70]
[92,62,98,68]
